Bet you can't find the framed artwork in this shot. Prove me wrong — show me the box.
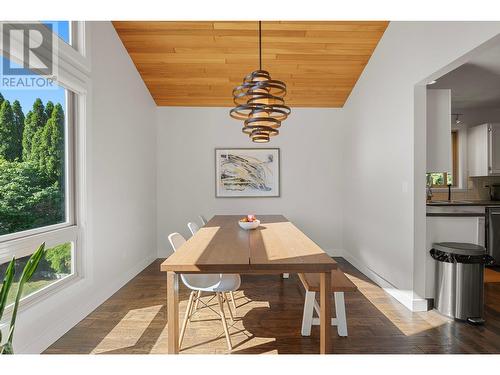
[215,148,280,198]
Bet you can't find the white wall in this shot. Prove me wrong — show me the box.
[342,21,500,310]
[11,22,157,353]
[157,107,344,257]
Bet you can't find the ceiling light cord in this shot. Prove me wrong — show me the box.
[259,21,262,71]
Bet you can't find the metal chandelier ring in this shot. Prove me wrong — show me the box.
[244,69,271,83]
[230,104,291,122]
[249,105,291,116]
[244,116,281,129]
[233,94,286,107]
[247,81,287,97]
[251,127,279,137]
[242,125,279,137]
[232,80,287,98]
[229,104,262,120]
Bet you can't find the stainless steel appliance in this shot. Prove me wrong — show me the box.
[430,242,493,323]
[486,185,500,201]
[487,207,500,266]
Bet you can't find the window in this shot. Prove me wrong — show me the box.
[0,60,73,237]
[0,242,73,306]
[42,21,71,45]
[0,71,76,302]
[427,130,459,188]
[0,21,82,310]
[41,21,82,54]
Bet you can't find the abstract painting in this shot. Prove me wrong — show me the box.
[215,148,280,197]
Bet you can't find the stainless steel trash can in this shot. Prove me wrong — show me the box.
[430,242,494,323]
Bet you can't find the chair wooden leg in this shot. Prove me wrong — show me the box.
[193,290,202,312]
[224,292,235,323]
[216,292,232,351]
[301,291,316,336]
[334,292,348,337]
[179,291,195,347]
[229,291,237,312]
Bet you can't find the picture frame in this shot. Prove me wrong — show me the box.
[215,148,280,198]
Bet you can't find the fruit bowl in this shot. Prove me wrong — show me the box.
[238,219,260,230]
[238,215,260,230]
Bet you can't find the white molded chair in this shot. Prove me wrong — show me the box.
[168,232,241,351]
[199,215,207,226]
[187,221,200,236]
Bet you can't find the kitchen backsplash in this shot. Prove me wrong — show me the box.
[432,176,500,201]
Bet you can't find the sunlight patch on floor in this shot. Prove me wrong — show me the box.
[151,292,275,354]
[91,304,163,354]
[344,272,449,336]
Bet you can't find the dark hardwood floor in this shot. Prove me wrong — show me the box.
[44,258,500,354]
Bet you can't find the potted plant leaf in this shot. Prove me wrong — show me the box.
[0,243,46,354]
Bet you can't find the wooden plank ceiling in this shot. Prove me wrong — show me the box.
[113,21,389,107]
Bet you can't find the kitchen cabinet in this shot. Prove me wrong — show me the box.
[467,123,500,176]
[427,89,452,173]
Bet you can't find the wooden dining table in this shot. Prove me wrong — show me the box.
[160,215,337,354]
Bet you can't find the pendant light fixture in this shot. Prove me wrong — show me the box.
[452,113,463,125]
[230,21,291,143]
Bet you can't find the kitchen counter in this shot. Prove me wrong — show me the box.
[426,202,492,217]
[427,200,500,206]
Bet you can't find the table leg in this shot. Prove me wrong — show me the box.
[319,271,332,354]
[167,271,179,354]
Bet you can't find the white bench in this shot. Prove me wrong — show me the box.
[298,270,357,337]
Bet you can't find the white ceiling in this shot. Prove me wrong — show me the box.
[430,42,500,110]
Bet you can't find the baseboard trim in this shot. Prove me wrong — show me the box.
[18,254,157,354]
[412,298,430,312]
[329,249,428,312]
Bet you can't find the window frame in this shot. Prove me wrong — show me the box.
[0,21,89,318]
[40,21,83,55]
[0,228,79,311]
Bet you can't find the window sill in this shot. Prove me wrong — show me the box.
[430,187,467,192]
[0,272,81,325]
